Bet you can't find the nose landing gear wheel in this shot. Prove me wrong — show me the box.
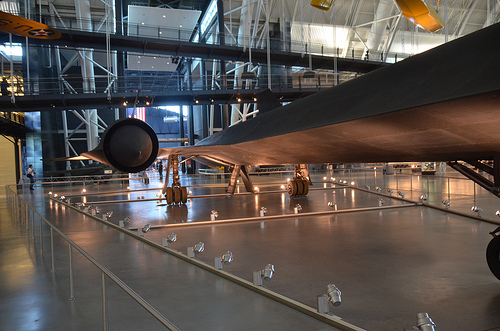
[486,235,500,281]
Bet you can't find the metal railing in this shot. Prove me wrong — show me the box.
[34,15,397,62]
[325,167,500,224]
[13,72,332,97]
[5,185,180,331]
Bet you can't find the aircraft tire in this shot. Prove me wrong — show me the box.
[166,187,173,204]
[287,181,297,196]
[296,180,304,196]
[181,187,188,204]
[486,235,500,281]
[173,187,181,204]
[302,180,309,196]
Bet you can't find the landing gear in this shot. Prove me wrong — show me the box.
[487,229,500,281]
[287,179,309,196]
[287,164,312,197]
[163,154,189,205]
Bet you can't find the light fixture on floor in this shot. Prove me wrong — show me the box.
[210,210,218,221]
[317,283,342,313]
[103,211,113,221]
[140,224,151,236]
[375,186,382,192]
[420,194,428,203]
[294,204,302,214]
[253,264,275,286]
[378,198,385,207]
[119,217,131,228]
[327,284,342,306]
[416,312,436,331]
[471,206,483,217]
[364,185,371,190]
[387,189,393,196]
[398,191,405,199]
[215,251,233,270]
[187,242,205,257]
[161,233,177,247]
[260,207,268,217]
[442,200,450,209]
[327,202,338,210]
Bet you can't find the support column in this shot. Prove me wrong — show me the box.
[75,0,99,151]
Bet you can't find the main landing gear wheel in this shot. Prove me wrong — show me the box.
[181,187,188,204]
[173,187,181,204]
[287,179,309,197]
[165,187,173,204]
[486,235,500,281]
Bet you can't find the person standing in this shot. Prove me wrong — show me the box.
[1,78,10,96]
[26,164,36,190]
[158,159,163,180]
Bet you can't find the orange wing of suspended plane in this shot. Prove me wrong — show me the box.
[395,0,446,33]
[0,11,61,39]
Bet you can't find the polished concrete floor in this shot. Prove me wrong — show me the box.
[2,167,500,330]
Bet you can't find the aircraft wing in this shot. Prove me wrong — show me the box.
[67,23,500,173]
[156,22,500,166]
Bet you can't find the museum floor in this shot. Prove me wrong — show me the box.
[1,166,500,330]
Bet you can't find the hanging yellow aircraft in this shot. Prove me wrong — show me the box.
[0,11,61,39]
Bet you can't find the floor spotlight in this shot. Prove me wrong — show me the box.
[119,217,131,228]
[327,202,338,210]
[471,205,483,217]
[398,191,405,199]
[215,251,233,270]
[188,242,205,257]
[253,264,275,286]
[416,312,436,331]
[260,207,268,217]
[262,264,274,280]
[294,204,302,214]
[210,210,218,221]
[317,283,342,314]
[162,233,177,247]
[327,284,342,306]
[387,189,393,196]
[496,210,500,217]
[420,194,428,203]
[141,224,151,236]
[375,187,381,192]
[378,198,385,207]
[48,191,53,196]
[442,200,450,209]
[364,185,371,190]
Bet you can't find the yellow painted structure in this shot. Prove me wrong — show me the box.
[395,0,446,32]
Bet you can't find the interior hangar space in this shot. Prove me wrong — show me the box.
[1,1,500,330]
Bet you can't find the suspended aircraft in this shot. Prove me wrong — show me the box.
[57,22,500,280]
[0,11,61,39]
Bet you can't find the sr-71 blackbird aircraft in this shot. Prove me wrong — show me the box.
[66,22,500,280]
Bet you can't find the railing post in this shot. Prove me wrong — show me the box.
[448,177,451,202]
[102,272,108,331]
[50,227,55,271]
[31,214,35,240]
[39,215,43,252]
[68,244,75,300]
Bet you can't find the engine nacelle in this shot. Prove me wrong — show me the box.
[82,118,159,173]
